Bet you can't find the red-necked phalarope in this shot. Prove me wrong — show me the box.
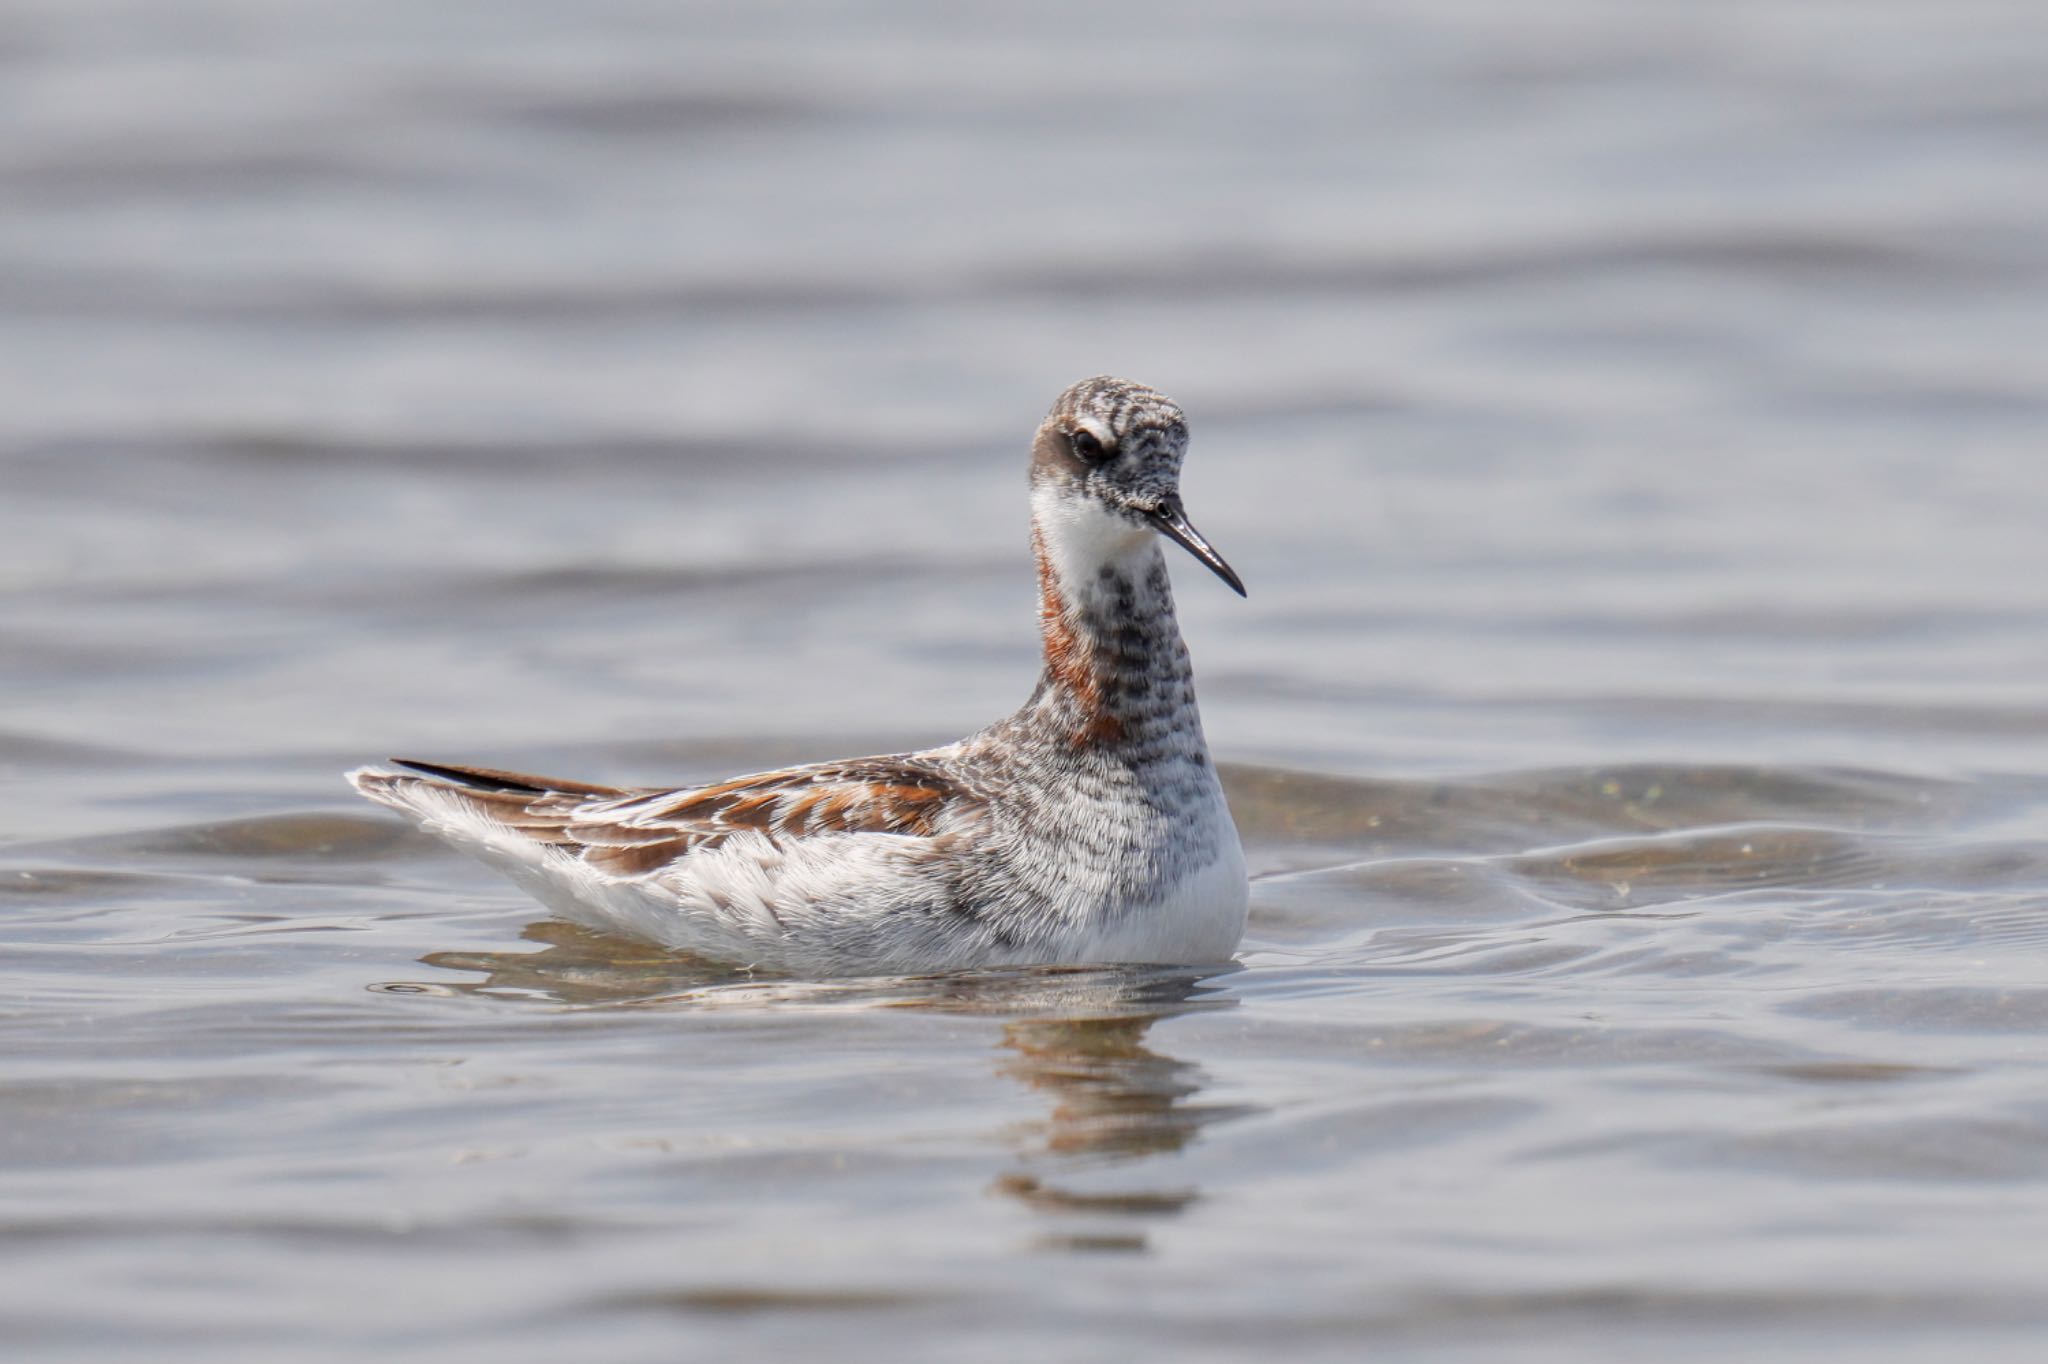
[349,376,1247,975]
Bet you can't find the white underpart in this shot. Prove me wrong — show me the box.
[1063,796,1248,964]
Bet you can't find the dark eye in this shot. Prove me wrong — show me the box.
[1070,429,1108,462]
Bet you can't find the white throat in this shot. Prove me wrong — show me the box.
[1031,483,1155,598]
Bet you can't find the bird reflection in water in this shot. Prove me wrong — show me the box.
[987,969,1252,1255]
[404,920,736,1004]
[390,922,1256,1254]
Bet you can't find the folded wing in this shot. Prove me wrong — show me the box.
[357,754,978,881]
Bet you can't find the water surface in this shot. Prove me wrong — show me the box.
[6,2,2048,1359]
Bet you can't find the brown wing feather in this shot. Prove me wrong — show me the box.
[388,754,978,879]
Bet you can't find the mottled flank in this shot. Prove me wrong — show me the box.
[349,377,1247,974]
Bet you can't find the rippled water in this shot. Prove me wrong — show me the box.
[7,1,2048,1359]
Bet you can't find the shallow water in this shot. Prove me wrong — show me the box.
[7,1,2048,1359]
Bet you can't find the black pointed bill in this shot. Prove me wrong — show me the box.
[1145,499,1246,597]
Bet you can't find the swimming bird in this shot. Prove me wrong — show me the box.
[349,376,1247,975]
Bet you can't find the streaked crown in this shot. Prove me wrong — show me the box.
[1031,376,1190,512]
[1047,376,1185,440]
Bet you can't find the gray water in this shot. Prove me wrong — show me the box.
[7,1,2048,1359]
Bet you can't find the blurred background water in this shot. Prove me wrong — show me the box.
[5,1,2048,1359]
